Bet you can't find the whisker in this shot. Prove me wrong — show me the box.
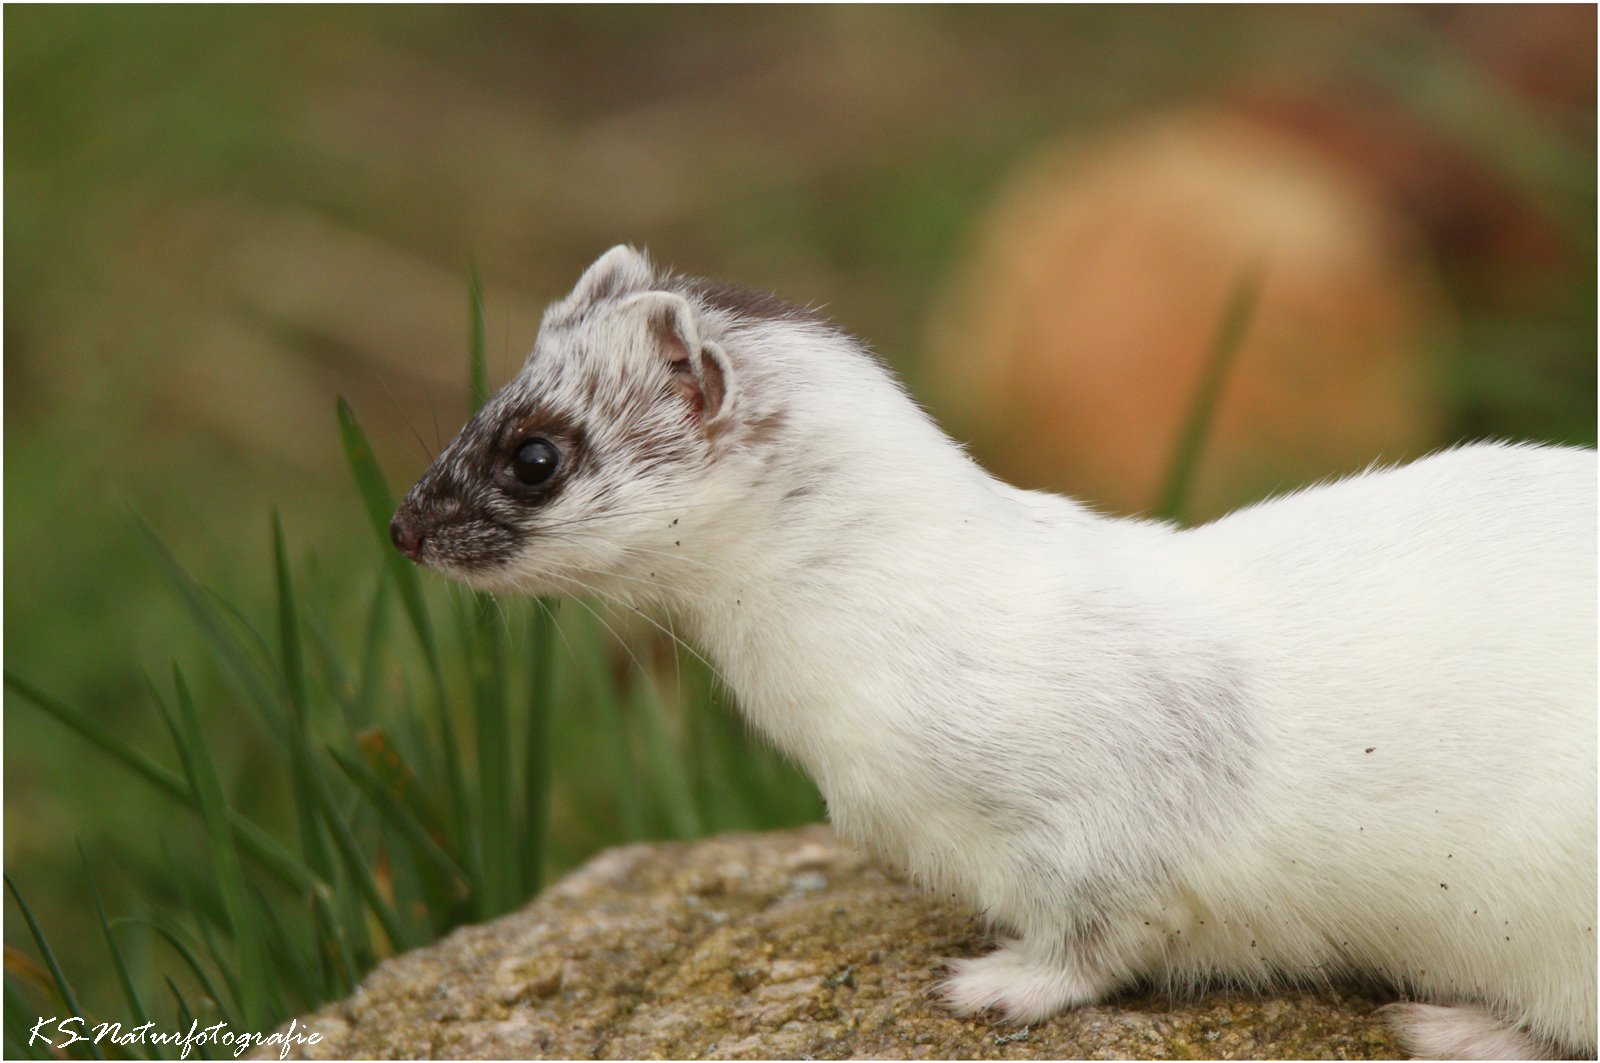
[551,541,725,582]
[533,503,695,533]
[574,566,711,612]
[532,528,726,576]
[504,565,654,683]
[583,583,728,689]
[664,606,684,705]
[534,596,578,661]
[609,541,727,574]
[502,312,514,382]
[486,589,515,640]
[572,596,651,681]
[375,370,436,463]
[428,392,443,452]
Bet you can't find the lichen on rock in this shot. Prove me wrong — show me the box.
[268,826,1403,1059]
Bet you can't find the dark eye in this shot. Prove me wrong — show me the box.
[511,438,560,487]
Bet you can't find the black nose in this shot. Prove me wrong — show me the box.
[390,514,424,561]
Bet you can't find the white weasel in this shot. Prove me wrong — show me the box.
[392,247,1597,1059]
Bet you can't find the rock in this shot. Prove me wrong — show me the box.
[269,826,1403,1059]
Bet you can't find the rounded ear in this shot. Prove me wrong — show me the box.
[697,340,736,425]
[569,245,654,307]
[620,291,736,427]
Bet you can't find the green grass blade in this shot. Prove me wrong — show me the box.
[268,535,364,996]
[632,673,704,839]
[272,513,339,893]
[1152,269,1263,524]
[8,674,331,901]
[335,397,443,681]
[570,609,647,839]
[335,397,469,843]
[470,593,514,916]
[4,876,102,1058]
[306,773,416,956]
[128,517,287,734]
[5,942,60,1005]
[702,681,804,828]
[79,845,153,1047]
[302,611,359,722]
[687,683,749,833]
[305,883,358,1001]
[344,720,462,937]
[249,882,315,1019]
[350,574,393,728]
[188,902,245,1029]
[1359,14,1590,237]
[159,668,271,1030]
[353,729,452,846]
[4,980,48,1060]
[149,831,228,932]
[122,918,231,1032]
[520,602,555,891]
[326,745,471,913]
[441,593,487,902]
[9,670,189,800]
[468,262,489,413]
[163,975,209,1059]
[330,854,378,978]
[273,511,313,720]
[211,593,283,691]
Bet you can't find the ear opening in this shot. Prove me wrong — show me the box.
[621,291,736,428]
[697,340,735,423]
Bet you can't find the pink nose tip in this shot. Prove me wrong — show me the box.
[390,516,424,561]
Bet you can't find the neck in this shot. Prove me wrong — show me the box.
[658,345,1101,802]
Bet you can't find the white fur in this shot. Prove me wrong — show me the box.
[1383,1003,1555,1059]
[430,248,1598,1058]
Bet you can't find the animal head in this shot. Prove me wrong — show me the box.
[389,246,844,601]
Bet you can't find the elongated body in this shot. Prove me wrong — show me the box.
[392,247,1596,1058]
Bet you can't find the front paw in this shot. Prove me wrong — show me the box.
[941,941,1105,1025]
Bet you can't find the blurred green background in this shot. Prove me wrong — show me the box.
[5,4,1594,1037]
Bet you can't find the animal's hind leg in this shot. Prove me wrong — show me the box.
[1382,1002,1555,1060]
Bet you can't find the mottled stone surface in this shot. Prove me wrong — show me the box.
[271,827,1403,1059]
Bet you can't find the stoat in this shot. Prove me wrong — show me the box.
[391,246,1597,1059]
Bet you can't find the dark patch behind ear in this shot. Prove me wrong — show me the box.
[673,277,831,329]
[668,274,882,369]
